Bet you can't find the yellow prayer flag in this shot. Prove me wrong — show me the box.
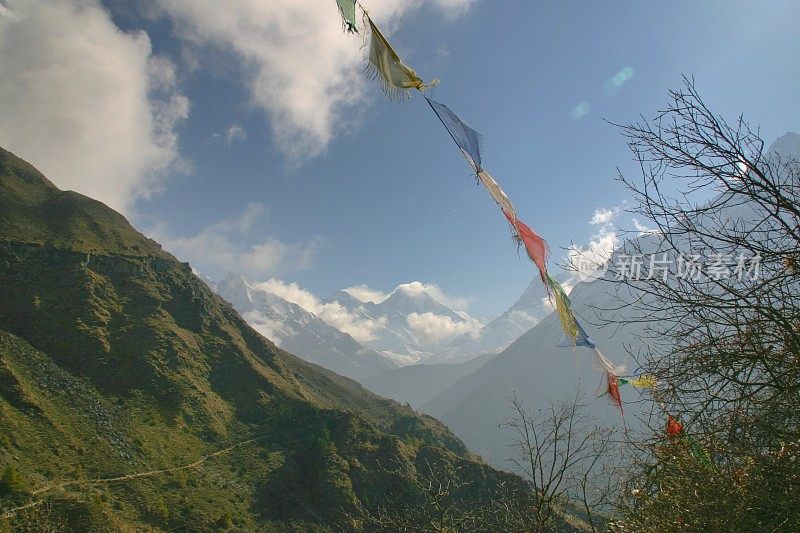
[628,374,658,388]
[547,275,578,341]
[366,18,437,100]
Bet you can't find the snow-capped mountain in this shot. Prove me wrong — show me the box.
[320,289,418,363]
[323,280,551,365]
[207,273,549,370]
[213,274,397,380]
[323,283,482,365]
[191,267,218,292]
[769,131,800,160]
[433,278,551,363]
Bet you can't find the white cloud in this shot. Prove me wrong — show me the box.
[569,228,618,281]
[430,0,480,20]
[241,309,294,345]
[346,281,470,310]
[539,276,577,312]
[0,0,188,214]
[253,278,385,344]
[395,281,470,311]
[569,206,622,281]
[589,206,620,226]
[149,202,318,279]
[153,0,476,162]
[254,278,321,314]
[211,123,247,146]
[406,312,481,344]
[344,284,390,304]
[559,277,578,295]
[632,218,659,236]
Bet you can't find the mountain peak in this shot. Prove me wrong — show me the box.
[392,281,441,299]
[214,273,398,380]
[386,285,438,304]
[768,131,800,159]
[381,285,463,321]
[216,272,256,306]
[0,147,57,190]
[326,289,366,306]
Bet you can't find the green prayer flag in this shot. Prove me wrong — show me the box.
[336,0,358,33]
[688,437,713,467]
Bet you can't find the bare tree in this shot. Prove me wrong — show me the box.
[591,78,800,530]
[502,390,616,533]
[602,76,800,440]
[352,455,535,533]
[355,459,480,532]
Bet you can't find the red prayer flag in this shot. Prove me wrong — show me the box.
[607,372,623,414]
[505,212,549,283]
[667,415,684,437]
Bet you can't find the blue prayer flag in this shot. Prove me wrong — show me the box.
[425,97,483,171]
[557,317,596,349]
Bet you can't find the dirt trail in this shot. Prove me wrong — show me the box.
[1,436,265,520]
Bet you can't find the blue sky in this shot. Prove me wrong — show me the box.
[2,0,799,317]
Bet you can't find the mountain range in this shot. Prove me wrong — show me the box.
[419,274,647,468]
[207,272,550,378]
[215,273,397,381]
[205,132,800,475]
[322,285,482,365]
[432,278,551,363]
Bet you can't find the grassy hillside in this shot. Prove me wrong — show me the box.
[0,148,536,531]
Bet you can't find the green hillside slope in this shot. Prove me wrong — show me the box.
[0,148,536,531]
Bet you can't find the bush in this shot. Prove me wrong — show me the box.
[0,465,24,499]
